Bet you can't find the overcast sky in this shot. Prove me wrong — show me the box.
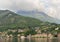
[0,0,60,19]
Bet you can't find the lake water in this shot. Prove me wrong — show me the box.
[0,37,60,42]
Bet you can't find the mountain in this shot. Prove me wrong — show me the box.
[0,10,59,33]
[17,10,60,24]
[0,10,45,31]
[0,10,59,34]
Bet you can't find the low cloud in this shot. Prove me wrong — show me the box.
[0,0,60,19]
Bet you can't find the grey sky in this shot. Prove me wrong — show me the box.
[0,0,60,19]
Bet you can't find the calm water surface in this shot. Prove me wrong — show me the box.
[0,37,60,42]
